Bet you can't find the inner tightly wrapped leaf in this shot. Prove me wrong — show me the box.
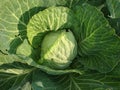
[39,30,77,69]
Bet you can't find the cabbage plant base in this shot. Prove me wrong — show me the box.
[0,0,120,90]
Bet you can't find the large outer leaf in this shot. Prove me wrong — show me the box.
[1,65,119,90]
[106,0,120,18]
[32,70,120,90]
[0,0,70,54]
[87,0,105,7]
[27,6,73,48]
[16,39,32,56]
[108,18,120,36]
[109,62,120,76]
[73,3,120,73]
[21,56,82,75]
[0,54,25,65]
[106,0,120,36]
[0,62,33,90]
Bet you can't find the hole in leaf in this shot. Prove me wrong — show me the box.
[66,29,69,32]
[15,35,18,37]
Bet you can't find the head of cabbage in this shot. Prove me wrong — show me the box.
[39,29,77,69]
[26,6,77,70]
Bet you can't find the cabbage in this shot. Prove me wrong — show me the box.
[40,30,77,69]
